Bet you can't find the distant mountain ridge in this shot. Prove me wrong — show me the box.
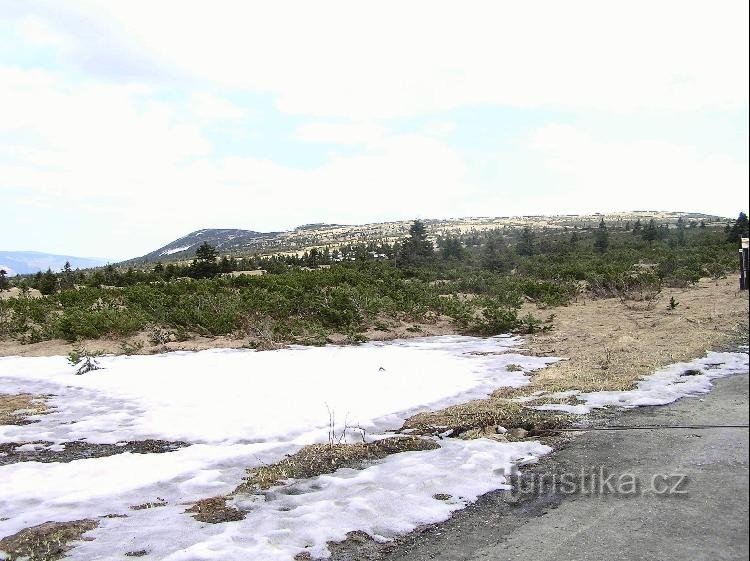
[128,228,281,264]
[0,251,109,276]
[123,211,729,266]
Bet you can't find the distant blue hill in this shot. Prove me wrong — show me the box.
[0,251,109,276]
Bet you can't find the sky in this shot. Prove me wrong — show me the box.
[1,1,748,260]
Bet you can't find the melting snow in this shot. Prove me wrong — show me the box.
[532,349,749,415]
[160,245,192,256]
[0,336,554,560]
[2,338,744,560]
[0,336,554,445]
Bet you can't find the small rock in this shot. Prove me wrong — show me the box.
[507,428,529,440]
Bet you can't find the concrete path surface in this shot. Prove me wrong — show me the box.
[380,373,749,561]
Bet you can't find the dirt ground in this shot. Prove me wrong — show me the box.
[1,277,746,559]
[520,276,748,393]
[402,276,748,433]
[0,316,457,358]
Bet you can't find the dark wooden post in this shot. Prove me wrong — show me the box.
[741,238,749,290]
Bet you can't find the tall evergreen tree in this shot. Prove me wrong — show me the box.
[189,242,220,279]
[676,217,687,246]
[727,212,749,243]
[642,219,658,245]
[38,268,57,295]
[397,220,434,266]
[516,226,536,256]
[594,218,610,253]
[0,269,8,291]
[59,261,75,290]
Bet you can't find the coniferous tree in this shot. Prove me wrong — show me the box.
[594,218,610,253]
[676,217,687,246]
[440,237,464,261]
[189,242,220,279]
[219,256,233,273]
[516,226,536,256]
[482,237,514,272]
[38,268,57,295]
[642,219,658,245]
[0,269,8,291]
[397,220,434,266]
[727,212,749,243]
[59,261,75,290]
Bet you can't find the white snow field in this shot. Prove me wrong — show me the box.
[0,336,555,560]
[532,349,749,415]
[1,339,746,560]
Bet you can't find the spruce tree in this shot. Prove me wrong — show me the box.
[727,212,749,243]
[39,268,57,295]
[676,217,686,246]
[397,220,434,266]
[59,261,75,290]
[189,242,220,279]
[642,219,658,245]
[594,218,610,253]
[516,226,536,256]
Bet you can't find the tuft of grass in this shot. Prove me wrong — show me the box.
[129,500,167,511]
[185,496,245,524]
[401,399,571,437]
[0,519,98,561]
[0,393,49,425]
[235,437,438,493]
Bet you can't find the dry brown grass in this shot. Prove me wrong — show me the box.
[0,519,98,561]
[183,437,440,522]
[235,436,439,493]
[399,276,748,435]
[185,496,245,524]
[0,393,50,425]
[521,276,748,393]
[401,398,570,436]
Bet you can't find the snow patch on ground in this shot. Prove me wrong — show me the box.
[0,336,556,559]
[160,245,192,256]
[0,336,555,446]
[532,350,749,415]
[10,439,550,561]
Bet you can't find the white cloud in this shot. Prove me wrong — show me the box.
[0,65,476,257]
[294,122,386,145]
[53,0,749,118]
[190,93,245,121]
[2,1,748,258]
[17,15,69,48]
[526,124,749,216]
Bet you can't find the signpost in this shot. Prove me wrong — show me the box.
[741,237,749,290]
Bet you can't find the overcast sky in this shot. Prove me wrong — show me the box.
[1,1,748,260]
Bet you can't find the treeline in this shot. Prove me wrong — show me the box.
[0,213,747,346]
